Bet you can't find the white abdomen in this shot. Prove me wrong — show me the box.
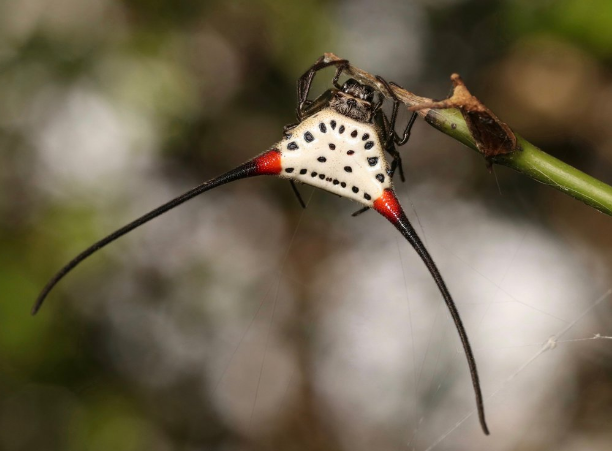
[277,108,392,207]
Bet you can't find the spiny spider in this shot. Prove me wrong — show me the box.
[32,57,489,435]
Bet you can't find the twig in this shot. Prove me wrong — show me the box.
[319,53,612,216]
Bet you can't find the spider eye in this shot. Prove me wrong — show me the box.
[341,79,374,102]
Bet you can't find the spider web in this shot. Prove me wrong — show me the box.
[423,289,612,451]
[198,178,612,451]
[82,171,612,451]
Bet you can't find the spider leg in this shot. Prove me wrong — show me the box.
[374,75,420,183]
[371,91,385,114]
[376,78,398,129]
[388,80,419,146]
[375,75,418,147]
[386,144,406,183]
[351,206,370,217]
[396,111,418,146]
[331,61,348,90]
[296,57,349,120]
[385,111,417,182]
[289,180,306,209]
[380,111,406,183]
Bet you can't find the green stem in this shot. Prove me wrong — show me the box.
[425,108,612,216]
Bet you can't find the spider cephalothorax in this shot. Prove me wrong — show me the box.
[32,57,490,436]
[328,78,375,122]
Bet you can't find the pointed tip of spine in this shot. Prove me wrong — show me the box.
[31,288,51,316]
[480,414,490,435]
[31,298,43,316]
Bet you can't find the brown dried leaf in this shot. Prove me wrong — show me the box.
[412,74,519,162]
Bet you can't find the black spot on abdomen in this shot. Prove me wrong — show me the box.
[287,142,298,150]
[344,166,352,173]
[317,156,327,163]
[364,141,374,150]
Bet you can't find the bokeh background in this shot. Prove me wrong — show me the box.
[1,0,611,450]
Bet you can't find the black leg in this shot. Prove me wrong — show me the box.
[331,62,347,90]
[381,145,405,183]
[375,75,417,147]
[283,122,298,138]
[389,80,419,145]
[371,91,385,115]
[296,58,349,120]
[396,111,417,146]
[379,111,406,183]
[386,145,405,183]
[289,180,306,209]
[375,76,400,149]
[374,75,420,183]
[351,206,370,217]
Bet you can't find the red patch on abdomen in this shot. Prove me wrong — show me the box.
[254,149,282,175]
[373,189,404,224]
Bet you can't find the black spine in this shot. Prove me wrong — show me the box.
[32,160,258,315]
[391,213,490,435]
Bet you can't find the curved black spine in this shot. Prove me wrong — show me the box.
[32,159,260,315]
[391,212,490,435]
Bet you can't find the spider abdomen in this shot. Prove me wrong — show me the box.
[278,108,391,207]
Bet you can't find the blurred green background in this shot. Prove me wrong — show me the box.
[1,1,612,450]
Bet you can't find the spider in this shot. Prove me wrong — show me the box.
[32,57,490,435]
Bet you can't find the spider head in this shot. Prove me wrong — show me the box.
[331,79,375,122]
[341,78,375,102]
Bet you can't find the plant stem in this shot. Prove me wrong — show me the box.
[321,53,612,217]
[426,108,612,215]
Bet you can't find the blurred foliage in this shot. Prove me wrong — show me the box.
[0,1,611,450]
[507,0,612,58]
